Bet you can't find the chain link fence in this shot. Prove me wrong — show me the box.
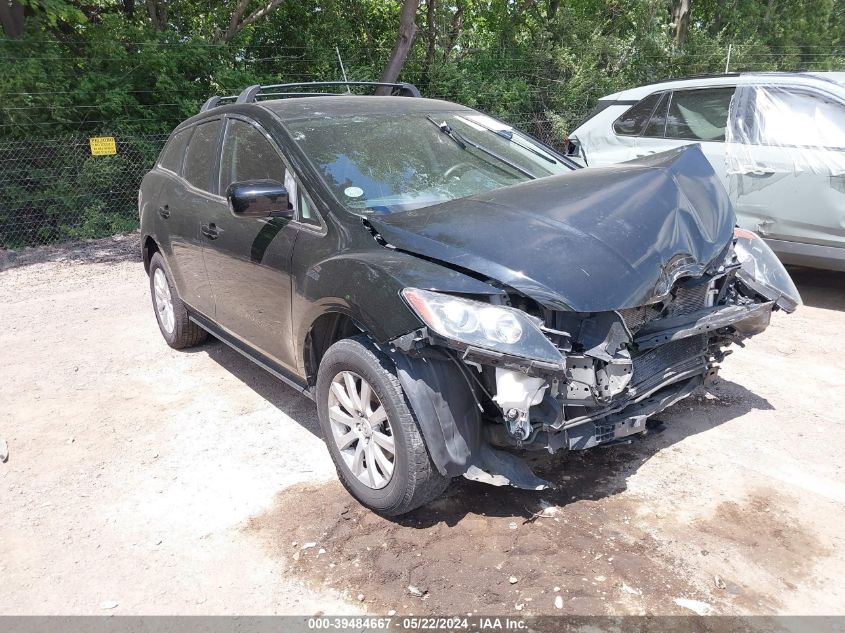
[0,116,569,250]
[0,132,168,249]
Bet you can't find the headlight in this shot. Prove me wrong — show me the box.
[402,288,564,365]
[734,228,802,312]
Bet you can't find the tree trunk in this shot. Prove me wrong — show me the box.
[423,0,436,80]
[376,0,419,94]
[764,0,776,23]
[441,1,464,62]
[214,0,286,44]
[669,0,690,49]
[146,0,167,31]
[0,0,25,38]
[123,0,135,18]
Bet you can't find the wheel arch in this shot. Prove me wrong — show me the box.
[303,310,367,389]
[142,235,160,273]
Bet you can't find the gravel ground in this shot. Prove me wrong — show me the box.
[1,233,844,616]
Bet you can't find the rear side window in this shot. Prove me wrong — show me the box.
[613,92,663,136]
[643,93,670,137]
[665,88,734,141]
[754,89,845,148]
[158,128,191,174]
[219,119,285,191]
[183,120,223,193]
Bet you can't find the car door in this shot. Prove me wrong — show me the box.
[634,86,736,192]
[726,85,845,250]
[156,122,218,318]
[200,116,300,371]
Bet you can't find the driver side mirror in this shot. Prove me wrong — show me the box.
[227,179,292,219]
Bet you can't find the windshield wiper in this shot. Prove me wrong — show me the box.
[425,116,536,180]
[487,129,558,165]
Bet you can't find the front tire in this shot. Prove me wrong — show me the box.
[316,335,450,516]
[148,252,208,349]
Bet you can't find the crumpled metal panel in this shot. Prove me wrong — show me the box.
[368,145,734,312]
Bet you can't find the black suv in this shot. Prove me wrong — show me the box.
[140,81,800,515]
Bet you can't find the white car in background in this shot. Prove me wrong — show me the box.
[567,72,845,271]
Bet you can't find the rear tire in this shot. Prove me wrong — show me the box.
[316,335,450,516]
[148,252,208,349]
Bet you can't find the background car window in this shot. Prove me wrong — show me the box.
[754,89,845,148]
[183,120,222,193]
[219,119,286,192]
[158,128,191,175]
[612,92,663,136]
[665,88,734,141]
[297,190,321,227]
[642,93,670,137]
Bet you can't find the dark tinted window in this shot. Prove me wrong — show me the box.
[183,120,222,192]
[158,128,191,174]
[665,88,734,141]
[612,93,663,136]
[643,93,670,137]
[219,119,285,191]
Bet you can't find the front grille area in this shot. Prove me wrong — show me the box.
[618,305,659,333]
[669,283,711,317]
[619,281,712,334]
[632,334,708,388]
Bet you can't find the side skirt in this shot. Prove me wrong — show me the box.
[188,312,313,400]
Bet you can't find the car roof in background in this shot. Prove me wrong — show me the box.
[601,71,845,100]
[260,95,474,122]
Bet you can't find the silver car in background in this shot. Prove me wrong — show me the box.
[567,72,845,271]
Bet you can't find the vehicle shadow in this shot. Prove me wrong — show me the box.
[787,266,845,312]
[189,337,323,438]
[192,331,772,527]
[398,379,772,528]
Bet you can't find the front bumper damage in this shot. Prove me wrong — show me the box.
[388,271,781,490]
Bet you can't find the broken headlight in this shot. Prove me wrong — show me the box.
[734,228,802,313]
[402,288,564,365]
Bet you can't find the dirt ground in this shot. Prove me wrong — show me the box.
[2,233,844,617]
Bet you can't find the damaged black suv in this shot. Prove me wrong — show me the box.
[139,81,801,515]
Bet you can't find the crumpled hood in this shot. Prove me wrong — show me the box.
[367,145,735,312]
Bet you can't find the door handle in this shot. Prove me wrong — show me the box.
[201,223,221,240]
[158,205,170,219]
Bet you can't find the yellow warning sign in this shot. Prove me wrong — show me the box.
[89,136,117,156]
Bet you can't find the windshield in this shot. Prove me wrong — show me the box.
[287,111,572,214]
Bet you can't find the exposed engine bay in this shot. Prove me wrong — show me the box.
[390,230,798,488]
[375,147,802,489]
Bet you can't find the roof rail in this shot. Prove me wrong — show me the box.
[199,81,421,112]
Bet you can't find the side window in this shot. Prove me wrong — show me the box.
[183,120,223,193]
[297,190,321,227]
[158,128,191,175]
[754,89,845,149]
[665,88,734,142]
[612,92,663,136]
[643,93,670,138]
[219,119,286,191]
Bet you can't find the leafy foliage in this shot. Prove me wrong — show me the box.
[0,0,843,246]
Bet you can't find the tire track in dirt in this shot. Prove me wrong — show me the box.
[247,445,724,616]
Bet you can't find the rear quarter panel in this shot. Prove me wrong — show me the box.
[571,104,641,166]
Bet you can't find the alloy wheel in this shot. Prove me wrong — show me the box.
[153,268,175,335]
[327,371,396,489]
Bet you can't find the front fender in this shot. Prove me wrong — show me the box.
[292,249,506,370]
[383,347,482,478]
